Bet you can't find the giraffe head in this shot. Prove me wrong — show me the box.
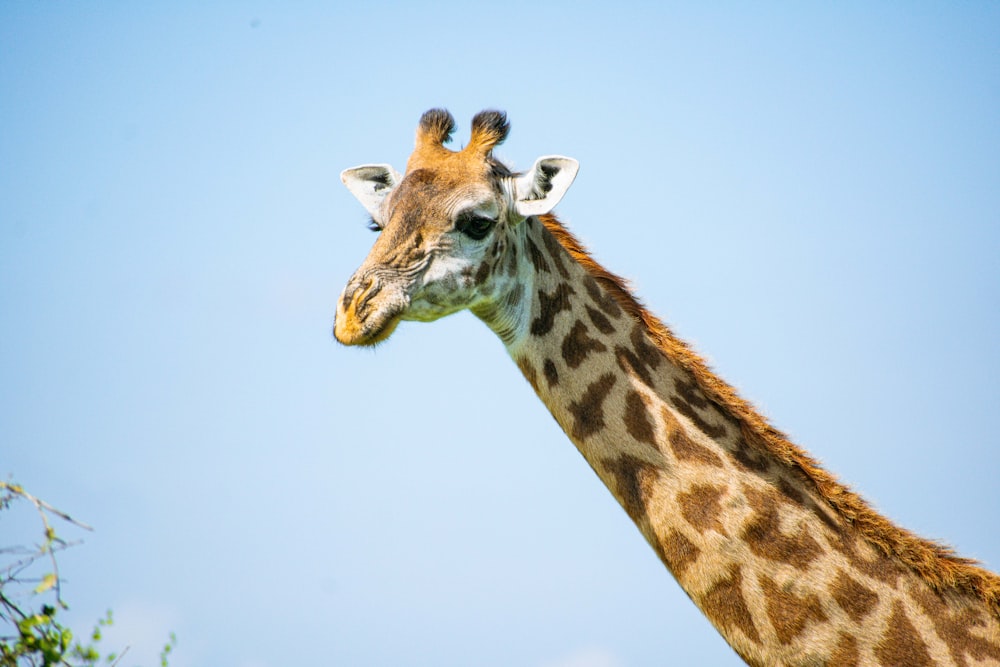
[334,109,579,346]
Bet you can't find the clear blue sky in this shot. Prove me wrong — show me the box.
[2,3,998,666]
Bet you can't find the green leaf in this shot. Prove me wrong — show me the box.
[34,573,57,594]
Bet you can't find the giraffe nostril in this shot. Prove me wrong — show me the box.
[342,274,376,312]
[357,281,382,313]
[341,284,358,311]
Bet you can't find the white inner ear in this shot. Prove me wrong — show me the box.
[341,164,403,218]
[514,156,579,217]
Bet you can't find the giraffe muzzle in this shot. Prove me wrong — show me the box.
[333,272,407,346]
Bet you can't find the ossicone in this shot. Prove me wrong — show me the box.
[413,108,510,159]
[416,108,456,150]
[467,110,510,156]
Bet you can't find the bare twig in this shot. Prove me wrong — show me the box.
[0,482,94,532]
[1,480,93,618]
[109,644,131,667]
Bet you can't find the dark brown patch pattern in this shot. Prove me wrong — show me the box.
[675,375,711,409]
[474,260,490,285]
[759,574,828,645]
[776,474,840,532]
[623,390,657,447]
[662,407,724,468]
[614,325,663,389]
[776,476,805,504]
[630,323,662,367]
[874,601,932,667]
[600,453,658,525]
[568,373,617,440]
[543,359,559,387]
[561,320,607,369]
[615,345,655,388]
[671,377,727,439]
[827,529,904,586]
[830,569,879,623]
[829,633,860,667]
[679,483,728,536]
[912,585,1000,666]
[699,565,761,645]
[540,227,571,279]
[505,242,518,276]
[742,485,823,569]
[530,283,574,336]
[525,236,550,273]
[659,529,700,577]
[728,428,771,473]
[583,275,622,319]
[585,304,616,335]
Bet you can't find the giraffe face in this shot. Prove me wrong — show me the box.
[334,109,578,346]
[334,164,511,345]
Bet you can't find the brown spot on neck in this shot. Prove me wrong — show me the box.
[585,304,616,335]
[675,375,710,409]
[741,485,823,570]
[530,283,574,336]
[630,323,662,372]
[568,373,617,440]
[830,569,879,623]
[728,426,771,473]
[659,529,700,578]
[615,345,655,388]
[776,474,841,533]
[662,407,724,468]
[829,633,859,667]
[828,529,905,586]
[699,565,761,646]
[623,390,657,448]
[542,358,559,387]
[583,275,623,319]
[561,320,607,369]
[539,225,571,279]
[671,378,727,439]
[874,601,933,666]
[601,452,659,525]
[525,236,551,273]
[759,574,828,645]
[678,483,728,536]
[912,585,1000,666]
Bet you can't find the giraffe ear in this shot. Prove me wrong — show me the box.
[341,164,403,219]
[513,156,579,217]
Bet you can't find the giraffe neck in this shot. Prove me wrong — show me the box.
[474,215,1000,666]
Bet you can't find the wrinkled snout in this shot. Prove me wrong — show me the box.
[333,270,406,346]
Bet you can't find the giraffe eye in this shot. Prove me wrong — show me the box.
[456,213,495,241]
[367,217,382,232]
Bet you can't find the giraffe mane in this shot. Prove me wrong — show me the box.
[537,212,1000,618]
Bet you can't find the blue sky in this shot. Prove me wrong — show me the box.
[2,3,998,666]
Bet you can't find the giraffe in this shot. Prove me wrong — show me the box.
[333,109,1000,666]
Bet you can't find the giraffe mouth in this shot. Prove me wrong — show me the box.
[334,281,407,346]
[357,311,402,346]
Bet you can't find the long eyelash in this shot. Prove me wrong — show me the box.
[367,217,382,232]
